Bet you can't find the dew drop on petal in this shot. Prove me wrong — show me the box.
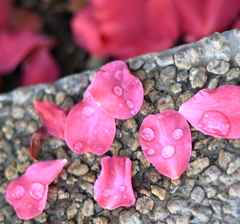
[113,86,123,96]
[166,112,170,117]
[147,148,155,156]
[172,128,184,140]
[38,206,44,211]
[123,195,127,199]
[114,70,122,80]
[103,189,112,197]
[102,71,109,78]
[29,183,45,200]
[141,128,155,141]
[98,148,102,151]
[157,114,164,120]
[119,185,126,192]
[161,145,175,158]
[198,110,230,136]
[129,110,135,115]
[118,103,123,108]
[142,146,148,151]
[126,101,134,109]
[105,128,109,133]
[73,141,83,152]
[12,184,25,199]
[82,106,94,116]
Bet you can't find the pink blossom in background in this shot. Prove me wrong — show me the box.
[173,0,240,42]
[21,48,60,86]
[71,0,180,60]
[94,156,135,209]
[0,0,11,29]
[6,159,67,220]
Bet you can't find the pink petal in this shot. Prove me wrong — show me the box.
[6,159,67,220]
[179,85,240,139]
[174,0,240,42]
[232,18,240,29]
[34,101,69,139]
[65,89,116,155]
[0,0,12,29]
[0,30,49,74]
[21,48,60,86]
[139,110,192,179]
[94,155,135,209]
[29,126,50,160]
[88,61,144,119]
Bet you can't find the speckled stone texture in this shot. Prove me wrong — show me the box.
[1,29,240,224]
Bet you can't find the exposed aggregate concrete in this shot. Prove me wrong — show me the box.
[1,29,240,223]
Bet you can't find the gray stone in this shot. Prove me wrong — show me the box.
[207,59,230,74]
[82,199,94,217]
[226,68,240,81]
[167,198,188,214]
[136,196,154,214]
[176,70,189,83]
[155,54,174,67]
[191,186,205,203]
[218,149,235,170]
[189,67,208,88]
[203,165,222,183]
[186,156,210,176]
[119,208,142,224]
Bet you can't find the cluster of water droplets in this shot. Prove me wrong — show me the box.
[12,182,45,201]
[198,110,230,136]
[141,127,155,142]
[103,185,127,200]
[82,106,94,117]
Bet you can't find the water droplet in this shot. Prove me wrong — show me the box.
[147,148,155,156]
[123,195,127,199]
[113,86,123,96]
[118,103,123,108]
[127,101,134,109]
[142,146,148,151]
[98,148,102,151]
[157,113,164,120]
[129,110,135,115]
[172,128,184,140]
[166,112,170,117]
[29,183,45,200]
[102,71,109,78]
[73,141,83,152]
[103,189,112,197]
[141,128,155,141]
[198,110,230,136]
[105,128,109,133]
[161,145,175,158]
[119,185,126,192]
[12,185,25,199]
[82,106,94,116]
[38,206,44,211]
[114,70,122,80]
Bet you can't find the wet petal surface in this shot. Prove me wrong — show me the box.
[179,85,240,138]
[88,61,144,119]
[6,159,67,220]
[140,110,192,179]
[94,155,135,209]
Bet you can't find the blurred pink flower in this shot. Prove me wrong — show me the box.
[71,0,180,60]
[0,1,60,88]
[173,0,240,42]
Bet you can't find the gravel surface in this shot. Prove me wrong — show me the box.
[1,29,240,224]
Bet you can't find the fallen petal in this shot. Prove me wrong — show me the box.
[29,126,50,160]
[94,155,135,209]
[139,110,192,179]
[34,101,69,139]
[88,61,144,119]
[65,89,115,155]
[6,159,67,220]
[179,85,240,138]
